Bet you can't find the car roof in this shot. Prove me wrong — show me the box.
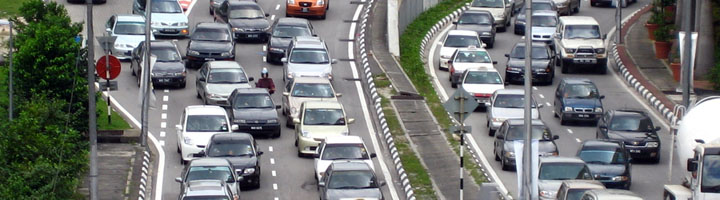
[456,46,488,52]
[116,14,145,22]
[506,119,545,126]
[330,160,373,171]
[581,140,623,150]
[324,135,365,144]
[561,78,594,85]
[196,22,230,30]
[185,105,228,116]
[277,17,310,26]
[210,133,254,143]
[150,40,176,49]
[559,16,600,25]
[229,0,260,7]
[514,41,549,48]
[447,30,479,37]
[233,88,269,94]
[585,189,643,199]
[188,158,232,167]
[293,37,325,48]
[303,100,343,109]
[540,156,586,164]
[462,10,492,15]
[207,61,243,69]
[293,77,332,84]
[184,180,228,197]
[495,89,525,95]
[561,180,606,189]
[465,68,498,73]
[531,10,558,16]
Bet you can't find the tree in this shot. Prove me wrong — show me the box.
[695,0,714,80]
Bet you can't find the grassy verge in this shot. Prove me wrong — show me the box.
[374,74,436,199]
[97,97,132,130]
[0,0,28,18]
[398,0,488,186]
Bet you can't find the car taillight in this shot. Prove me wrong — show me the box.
[474,93,491,97]
[449,65,455,74]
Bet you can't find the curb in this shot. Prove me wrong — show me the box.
[356,0,416,199]
[138,150,150,200]
[611,4,680,124]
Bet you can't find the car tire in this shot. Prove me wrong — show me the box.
[501,155,510,171]
[273,130,281,138]
[286,117,294,128]
[210,7,214,15]
[494,149,501,161]
[560,118,568,125]
[179,81,186,89]
[573,4,580,13]
[561,62,569,74]
[253,177,261,189]
[451,82,457,88]
[203,96,209,105]
[320,13,326,20]
[487,40,494,48]
[196,91,201,98]
[177,144,181,153]
[297,151,303,157]
[488,128,495,136]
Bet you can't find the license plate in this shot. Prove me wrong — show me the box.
[573,58,597,64]
[247,34,258,38]
[629,149,640,153]
[204,58,215,61]
[578,114,589,118]
[163,29,177,33]
[301,8,309,12]
[251,126,262,130]
[159,78,169,82]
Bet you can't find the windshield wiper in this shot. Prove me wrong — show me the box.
[213,153,252,157]
[701,185,720,192]
[332,185,373,189]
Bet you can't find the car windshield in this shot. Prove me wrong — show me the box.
[444,35,481,48]
[151,48,181,62]
[510,45,550,59]
[208,68,248,83]
[273,26,312,38]
[538,163,593,180]
[304,108,345,125]
[151,1,183,13]
[328,170,377,189]
[289,49,329,64]
[208,141,254,157]
[454,50,492,63]
[532,15,557,27]
[609,115,654,132]
[192,28,231,41]
[565,25,601,39]
[229,6,265,19]
[464,71,502,84]
[233,94,273,109]
[186,115,228,132]
[186,166,234,183]
[567,188,591,200]
[291,83,334,98]
[579,149,627,164]
[563,84,600,99]
[471,0,504,8]
[114,22,146,35]
[506,125,552,140]
[701,155,720,193]
[493,94,537,108]
[533,3,554,10]
[322,144,369,160]
[458,13,493,25]
[182,196,229,200]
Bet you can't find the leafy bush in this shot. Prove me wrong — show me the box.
[654,24,673,42]
[710,59,720,90]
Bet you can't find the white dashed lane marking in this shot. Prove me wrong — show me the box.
[262,45,267,52]
[262,56,267,62]
[538,94,544,99]
[160,131,166,137]
[275,4,280,10]
[274,198,279,200]
[161,113,167,119]
[159,140,165,146]
[576,138,582,143]
[163,95,169,102]
[164,89,169,93]
[567,129,574,134]
[270,158,275,164]
[270,15,275,21]
[272,170,276,177]
[160,122,167,128]
[162,104,168,110]
[269,146,273,152]
[273,183,278,190]
[533,86,538,91]
[546,102,552,107]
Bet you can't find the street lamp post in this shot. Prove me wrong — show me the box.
[0,19,13,121]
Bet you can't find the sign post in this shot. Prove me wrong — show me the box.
[443,86,479,200]
[96,35,117,124]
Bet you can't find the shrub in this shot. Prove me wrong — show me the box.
[654,24,673,42]
[710,60,720,90]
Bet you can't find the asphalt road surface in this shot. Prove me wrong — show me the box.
[60,0,402,199]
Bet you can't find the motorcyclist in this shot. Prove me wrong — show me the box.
[255,67,275,94]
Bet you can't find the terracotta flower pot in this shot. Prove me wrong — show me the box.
[670,62,681,81]
[655,41,671,59]
[664,5,675,13]
[645,23,659,40]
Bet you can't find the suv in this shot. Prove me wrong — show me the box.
[196,61,253,106]
[294,101,355,156]
[186,23,235,68]
[577,140,632,189]
[504,42,555,85]
[461,68,505,108]
[175,158,241,197]
[214,0,271,42]
[318,161,385,200]
[553,16,607,74]
[229,88,282,138]
[438,30,484,71]
[453,10,496,48]
[282,37,337,82]
[596,110,661,163]
[195,133,264,188]
[469,0,513,31]
[105,14,154,60]
[286,0,330,19]
[267,18,315,64]
[448,46,497,87]
[282,77,340,128]
[131,41,186,88]
[556,180,605,200]
[314,136,376,181]
[176,105,237,164]
[554,78,604,125]
[132,0,189,37]
[486,89,541,135]
[178,180,237,200]
[493,119,559,171]
[538,157,594,199]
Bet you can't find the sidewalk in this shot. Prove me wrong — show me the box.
[78,143,146,200]
[367,0,482,199]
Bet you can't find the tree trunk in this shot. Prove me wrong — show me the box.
[694,0,714,80]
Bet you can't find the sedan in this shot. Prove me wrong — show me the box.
[175,158,241,198]
[486,89,541,135]
[267,18,315,64]
[186,23,235,68]
[596,109,661,163]
[195,133,264,188]
[134,0,189,37]
[504,42,555,85]
[493,119,559,171]
[513,0,556,35]
[105,14,153,60]
[554,78,604,125]
[537,157,594,199]
[282,77,340,128]
[530,11,559,44]
[454,10,496,48]
[215,0,271,42]
[447,46,497,88]
[438,30,484,70]
[319,161,385,200]
[314,136,376,182]
[196,61,254,106]
[577,140,632,189]
[461,68,505,108]
[229,88,282,138]
[131,41,186,88]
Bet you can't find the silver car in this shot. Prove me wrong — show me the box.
[281,37,337,82]
[469,0,513,31]
[531,10,559,44]
[196,61,254,106]
[134,0,190,37]
[538,157,594,199]
[175,158,241,198]
[319,161,385,200]
[486,89,541,135]
[105,14,154,60]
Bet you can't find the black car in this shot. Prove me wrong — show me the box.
[577,140,632,189]
[493,119,559,171]
[67,0,106,4]
[596,110,661,163]
[131,41,187,88]
[229,88,282,138]
[214,0,271,42]
[186,22,235,68]
[195,133,264,188]
[554,78,604,125]
[513,0,556,35]
[504,42,555,85]
[266,18,315,64]
[454,10,496,48]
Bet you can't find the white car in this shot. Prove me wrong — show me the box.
[282,77,340,128]
[176,105,237,164]
[460,68,505,108]
[105,14,155,60]
[438,30,484,70]
[314,136,376,182]
[447,46,497,88]
[486,89,541,135]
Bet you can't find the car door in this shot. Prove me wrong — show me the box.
[106,15,116,35]
[196,64,208,98]
[503,0,512,17]
[133,0,146,15]
[134,44,146,80]
[215,1,229,23]
[596,112,610,138]
[319,165,333,199]
[554,81,565,114]
[283,80,294,114]
[295,103,305,136]
[487,93,497,121]
[177,110,187,148]
[494,122,507,156]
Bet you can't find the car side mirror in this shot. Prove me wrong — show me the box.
[447,60,453,64]
[370,153,377,158]
[554,33,561,39]
[481,43,487,48]
[318,181,326,187]
[654,127,662,131]
[313,153,320,158]
[599,95,605,99]
[437,42,443,45]
[175,177,182,183]
[493,61,498,64]
[248,77,255,82]
[496,134,504,140]
[257,151,264,156]
[231,124,239,131]
[293,118,300,124]
[283,92,290,96]
[687,158,698,172]
[553,135,560,140]
[176,124,183,130]
[265,13,270,17]
[504,54,509,57]
[504,82,509,86]
[193,150,206,157]
[452,21,458,25]
[379,181,387,187]
[331,59,338,64]
[275,105,282,109]
[105,28,112,33]
[537,104,544,108]
[281,58,288,63]
[336,93,342,97]
[347,118,355,124]
[485,102,492,107]
[198,77,206,82]
[237,176,244,182]
[312,34,318,37]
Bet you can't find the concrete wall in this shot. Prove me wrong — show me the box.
[388,0,443,56]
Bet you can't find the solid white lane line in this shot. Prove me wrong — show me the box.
[160,131,166,137]
[575,138,582,143]
[567,129,574,134]
[538,94,545,99]
[346,4,400,200]
[185,0,198,16]
[161,113,167,119]
[273,183,278,190]
[270,15,275,21]
[163,95,168,102]
[274,198,279,200]
[269,146,273,152]
[428,25,454,101]
[162,104,168,110]
[270,158,275,164]
[275,4,280,10]
[467,135,511,197]
[272,170,276,177]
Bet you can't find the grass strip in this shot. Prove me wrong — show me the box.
[97,97,132,130]
[0,0,29,18]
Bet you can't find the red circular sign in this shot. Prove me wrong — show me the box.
[96,55,122,80]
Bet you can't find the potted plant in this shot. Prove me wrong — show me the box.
[653,24,672,59]
[646,7,663,40]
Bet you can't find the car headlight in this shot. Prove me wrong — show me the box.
[341,130,349,136]
[647,142,659,147]
[262,26,271,32]
[317,0,324,5]
[611,175,629,182]
[234,119,246,123]
[287,0,295,4]
[480,32,492,36]
[594,107,603,112]
[301,130,310,137]
[267,119,278,124]
[173,72,186,76]
[151,22,163,27]
[221,52,232,57]
[232,27,240,32]
[539,190,556,198]
[491,117,506,122]
[287,72,295,80]
[183,136,193,145]
[506,66,521,72]
[178,22,188,27]
[504,151,515,158]
[187,50,200,56]
[595,48,605,54]
[565,48,576,53]
[207,93,221,98]
[440,54,450,59]
[564,106,573,112]
[243,167,256,175]
[269,47,285,52]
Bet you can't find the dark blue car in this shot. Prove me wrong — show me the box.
[554,78,604,125]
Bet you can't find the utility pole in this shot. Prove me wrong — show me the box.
[85,0,98,200]
[616,0,622,44]
[458,86,466,200]
[1,20,14,121]
[141,0,152,147]
[522,0,533,198]
[681,0,694,108]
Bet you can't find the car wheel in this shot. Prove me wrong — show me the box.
[179,81,186,89]
[196,91,201,98]
[487,40,494,48]
[488,128,495,136]
[254,177,261,189]
[210,7,214,15]
[294,137,298,147]
[274,130,281,138]
[499,26,506,32]
[501,155,510,171]
[203,95,209,105]
[451,82,457,88]
[320,13,326,20]
[561,61,569,74]
[560,117,568,125]
[131,64,136,76]
[573,4,580,13]
[177,144,181,153]
[297,150,303,157]
[494,149,501,161]
[286,117,294,128]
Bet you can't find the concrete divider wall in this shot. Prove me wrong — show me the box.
[388,0,442,56]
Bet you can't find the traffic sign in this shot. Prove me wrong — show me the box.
[96,55,121,80]
[443,87,479,122]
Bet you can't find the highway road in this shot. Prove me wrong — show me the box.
[426,0,685,199]
[60,0,402,199]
